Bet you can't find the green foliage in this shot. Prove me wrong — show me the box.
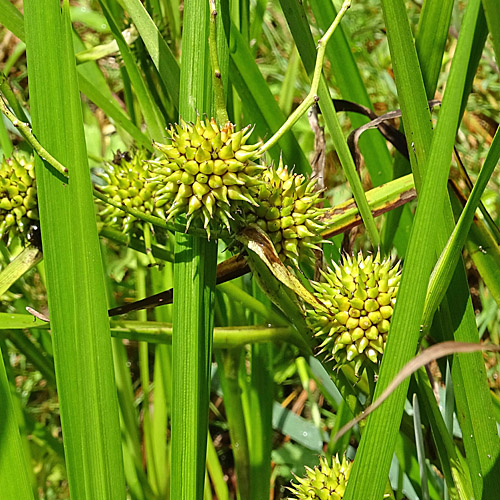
[0,0,499,499]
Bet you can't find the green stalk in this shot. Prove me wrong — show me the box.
[307,0,393,187]
[0,110,13,156]
[258,1,351,154]
[0,95,68,177]
[171,233,217,499]
[0,343,34,500]
[3,317,301,348]
[216,349,251,500]
[170,0,222,497]
[209,0,229,124]
[278,0,380,247]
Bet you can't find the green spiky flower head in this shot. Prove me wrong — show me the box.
[307,253,400,374]
[0,154,38,244]
[246,160,325,267]
[150,117,264,234]
[288,455,352,500]
[95,150,155,235]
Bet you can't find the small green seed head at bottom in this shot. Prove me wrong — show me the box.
[287,454,352,500]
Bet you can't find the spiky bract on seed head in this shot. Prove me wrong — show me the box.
[307,252,400,374]
[0,154,38,244]
[95,150,155,235]
[288,455,352,500]
[150,117,264,236]
[246,160,325,268]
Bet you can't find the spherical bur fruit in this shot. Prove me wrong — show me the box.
[306,252,401,373]
[287,454,352,500]
[151,117,263,234]
[95,149,155,235]
[0,154,38,244]
[245,159,326,268]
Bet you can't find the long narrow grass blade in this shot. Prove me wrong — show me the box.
[344,1,499,498]
[482,0,500,64]
[98,0,165,141]
[5,330,56,387]
[0,246,42,296]
[78,73,152,150]
[206,431,229,500]
[0,4,151,151]
[464,211,500,308]
[248,341,273,500]
[0,344,34,500]
[216,349,251,500]
[412,394,430,500]
[170,0,217,497]
[414,370,469,500]
[0,0,24,39]
[423,128,500,326]
[171,233,217,499]
[24,1,126,497]
[416,0,454,97]
[121,0,180,105]
[321,174,416,238]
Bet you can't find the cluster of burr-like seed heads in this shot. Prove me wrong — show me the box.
[1,117,401,376]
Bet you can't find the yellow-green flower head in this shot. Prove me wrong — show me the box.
[96,150,155,234]
[288,455,352,500]
[307,252,400,374]
[0,154,38,244]
[150,116,264,234]
[246,159,325,268]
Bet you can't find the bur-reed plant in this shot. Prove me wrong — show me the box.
[0,0,499,499]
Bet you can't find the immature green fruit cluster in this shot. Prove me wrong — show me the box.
[307,253,400,374]
[246,161,325,267]
[150,117,264,234]
[96,150,154,234]
[288,455,352,500]
[0,154,38,243]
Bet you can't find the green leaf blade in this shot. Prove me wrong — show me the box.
[24,1,126,498]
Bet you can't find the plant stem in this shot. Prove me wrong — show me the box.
[171,233,217,499]
[108,321,299,348]
[216,349,251,500]
[209,0,229,124]
[94,187,229,239]
[258,0,351,154]
[0,93,68,177]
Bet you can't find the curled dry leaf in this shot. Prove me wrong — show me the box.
[333,341,500,442]
[236,226,327,313]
